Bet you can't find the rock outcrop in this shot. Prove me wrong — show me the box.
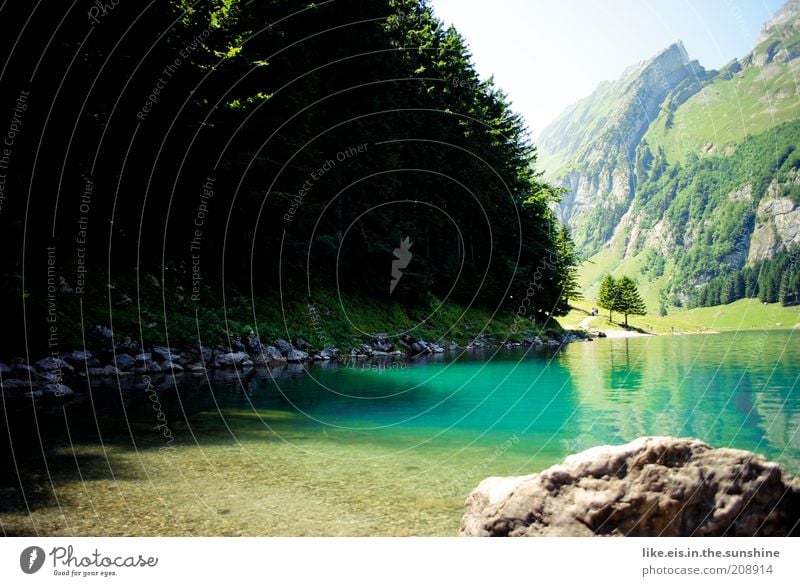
[461,437,800,537]
[748,194,800,264]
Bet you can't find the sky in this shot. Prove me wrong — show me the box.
[430,0,786,137]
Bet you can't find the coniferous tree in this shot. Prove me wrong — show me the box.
[552,223,583,312]
[616,276,647,326]
[597,275,619,321]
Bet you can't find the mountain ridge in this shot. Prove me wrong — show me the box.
[537,0,800,310]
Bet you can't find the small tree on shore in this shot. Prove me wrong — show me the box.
[597,275,619,321]
[617,276,647,326]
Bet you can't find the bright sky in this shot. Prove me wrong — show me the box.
[430,0,786,137]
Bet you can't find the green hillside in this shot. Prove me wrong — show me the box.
[541,0,800,314]
[644,58,800,163]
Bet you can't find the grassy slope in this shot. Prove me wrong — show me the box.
[578,242,668,313]
[53,274,561,352]
[560,297,800,334]
[644,55,800,163]
[536,77,630,177]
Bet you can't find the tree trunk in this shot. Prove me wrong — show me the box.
[624,313,629,326]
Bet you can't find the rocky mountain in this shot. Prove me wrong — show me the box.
[539,42,709,254]
[537,0,800,309]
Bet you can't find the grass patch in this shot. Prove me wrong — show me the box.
[560,297,800,334]
[46,271,563,352]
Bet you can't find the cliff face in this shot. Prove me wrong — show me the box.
[757,0,800,45]
[538,0,800,301]
[538,43,705,255]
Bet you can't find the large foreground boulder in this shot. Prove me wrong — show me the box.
[461,436,800,537]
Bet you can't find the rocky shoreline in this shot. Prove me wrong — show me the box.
[0,325,583,403]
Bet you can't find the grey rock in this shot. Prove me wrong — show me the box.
[114,337,139,354]
[0,379,34,390]
[262,346,285,361]
[132,360,162,374]
[35,357,75,376]
[113,353,137,371]
[411,340,430,353]
[134,353,152,363]
[160,361,184,373]
[214,351,250,368]
[316,346,340,360]
[0,362,12,376]
[461,436,800,537]
[274,339,293,355]
[152,346,179,362]
[37,372,62,383]
[245,333,262,353]
[62,350,94,366]
[10,363,36,379]
[374,340,393,352]
[42,383,74,399]
[145,360,163,372]
[295,338,311,350]
[286,349,309,363]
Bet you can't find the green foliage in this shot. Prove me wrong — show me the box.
[615,276,647,326]
[627,119,800,304]
[597,275,619,321]
[550,223,583,314]
[596,274,646,325]
[689,246,800,308]
[0,0,576,353]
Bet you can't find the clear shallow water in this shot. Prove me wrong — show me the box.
[1,330,798,536]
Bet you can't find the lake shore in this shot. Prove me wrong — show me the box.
[2,331,798,537]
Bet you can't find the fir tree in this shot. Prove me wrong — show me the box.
[597,275,618,321]
[616,276,647,326]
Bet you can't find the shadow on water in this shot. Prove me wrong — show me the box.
[1,335,798,535]
[0,355,486,521]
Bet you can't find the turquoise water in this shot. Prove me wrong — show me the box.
[223,330,800,467]
[2,330,798,535]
